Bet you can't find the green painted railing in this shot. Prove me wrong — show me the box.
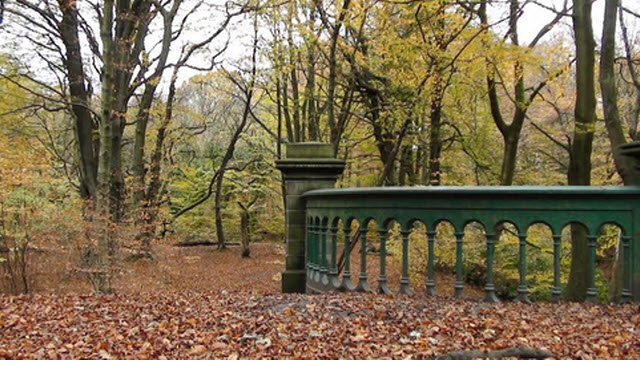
[302,186,640,302]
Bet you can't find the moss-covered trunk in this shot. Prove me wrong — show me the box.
[565,0,597,301]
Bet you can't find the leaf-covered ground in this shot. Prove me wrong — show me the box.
[1,243,639,359]
[1,292,639,359]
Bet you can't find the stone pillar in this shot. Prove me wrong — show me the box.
[276,143,345,293]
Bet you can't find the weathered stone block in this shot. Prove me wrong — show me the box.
[276,142,345,293]
[285,142,334,159]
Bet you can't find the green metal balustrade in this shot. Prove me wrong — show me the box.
[301,186,640,302]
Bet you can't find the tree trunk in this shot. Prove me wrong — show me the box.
[428,93,443,186]
[566,225,590,301]
[240,205,250,258]
[565,0,597,301]
[136,74,176,258]
[290,66,302,141]
[426,4,447,187]
[57,0,98,199]
[90,0,117,294]
[109,125,125,221]
[286,4,302,142]
[377,139,397,186]
[305,8,319,141]
[610,234,624,303]
[399,145,412,186]
[364,88,397,186]
[479,1,542,186]
[600,0,640,185]
[500,130,521,185]
[132,13,172,207]
[280,76,295,142]
[215,171,226,251]
[108,1,151,222]
[326,0,351,150]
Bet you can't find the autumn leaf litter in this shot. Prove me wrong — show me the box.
[0,291,638,359]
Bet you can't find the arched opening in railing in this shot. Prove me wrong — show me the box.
[302,187,639,303]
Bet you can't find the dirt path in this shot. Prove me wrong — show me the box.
[27,241,481,298]
[28,242,286,295]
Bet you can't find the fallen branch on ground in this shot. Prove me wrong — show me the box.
[175,240,240,247]
[436,346,553,360]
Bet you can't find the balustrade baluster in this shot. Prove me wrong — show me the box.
[378,229,392,295]
[310,223,317,282]
[516,234,531,303]
[483,234,499,303]
[329,227,340,290]
[320,224,329,287]
[585,236,598,303]
[355,226,371,292]
[306,222,312,279]
[340,227,355,291]
[454,232,464,298]
[552,235,562,302]
[314,224,322,283]
[399,229,413,295]
[621,236,632,303]
[426,231,436,296]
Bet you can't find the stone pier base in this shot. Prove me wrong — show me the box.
[276,143,345,293]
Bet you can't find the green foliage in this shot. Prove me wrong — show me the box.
[169,164,218,242]
[166,72,284,243]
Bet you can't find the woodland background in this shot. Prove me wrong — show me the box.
[1,0,640,303]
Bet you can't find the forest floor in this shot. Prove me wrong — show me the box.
[0,242,638,359]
